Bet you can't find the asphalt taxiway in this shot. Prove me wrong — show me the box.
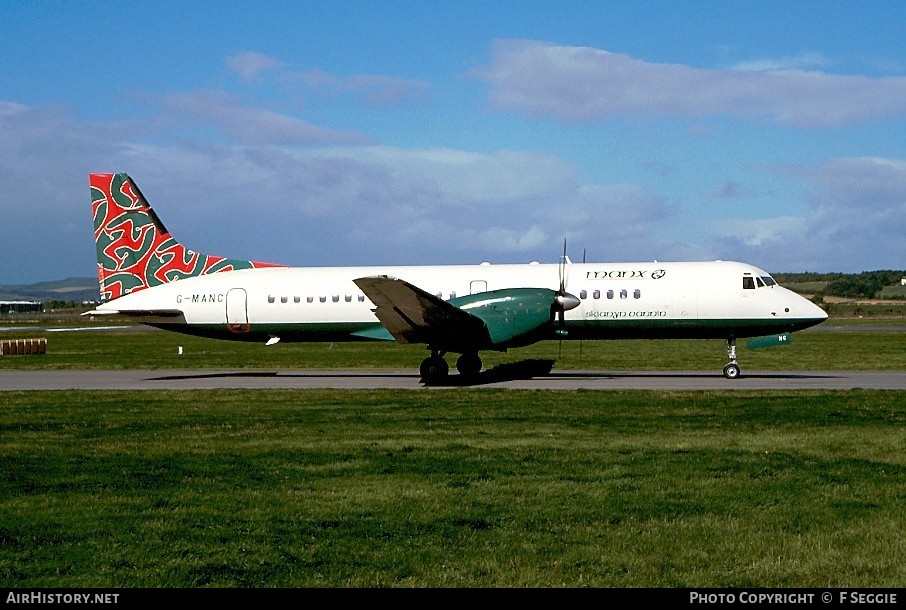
[2,368,905,390]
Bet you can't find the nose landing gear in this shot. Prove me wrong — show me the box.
[723,338,741,379]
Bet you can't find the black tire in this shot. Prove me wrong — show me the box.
[723,363,741,379]
[420,356,449,381]
[456,353,482,377]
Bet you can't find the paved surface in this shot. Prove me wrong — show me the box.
[2,368,905,390]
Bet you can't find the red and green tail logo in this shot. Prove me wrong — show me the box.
[91,173,282,301]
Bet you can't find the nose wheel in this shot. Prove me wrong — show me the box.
[723,338,741,379]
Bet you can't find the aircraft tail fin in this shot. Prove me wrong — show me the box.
[90,173,281,301]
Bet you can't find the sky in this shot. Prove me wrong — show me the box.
[1,0,905,285]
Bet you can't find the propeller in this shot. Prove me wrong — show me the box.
[552,239,580,337]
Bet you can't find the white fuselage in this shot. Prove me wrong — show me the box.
[92,259,828,344]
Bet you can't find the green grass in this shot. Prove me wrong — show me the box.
[2,318,903,587]
[1,389,905,587]
[824,303,906,317]
[1,325,904,372]
[880,285,906,299]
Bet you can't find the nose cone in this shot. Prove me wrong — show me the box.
[809,299,829,322]
[792,292,829,330]
[556,292,581,312]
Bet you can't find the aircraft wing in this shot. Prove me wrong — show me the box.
[353,275,490,350]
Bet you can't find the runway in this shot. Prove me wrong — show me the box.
[2,367,905,390]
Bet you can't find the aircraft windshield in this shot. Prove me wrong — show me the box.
[743,274,778,289]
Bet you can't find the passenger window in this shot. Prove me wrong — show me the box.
[743,277,756,290]
[579,290,587,299]
[332,295,340,303]
[593,290,600,299]
[294,296,300,303]
[607,290,614,299]
[634,289,641,299]
[319,296,326,303]
[358,294,365,302]
[345,295,352,302]
[450,292,456,299]
[267,295,275,304]
[307,297,314,303]
[280,296,288,303]
[620,289,627,299]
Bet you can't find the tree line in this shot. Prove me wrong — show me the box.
[773,270,906,299]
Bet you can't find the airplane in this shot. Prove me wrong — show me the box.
[84,172,828,382]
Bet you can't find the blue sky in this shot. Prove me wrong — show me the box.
[2,1,905,284]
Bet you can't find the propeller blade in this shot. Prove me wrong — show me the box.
[552,239,578,337]
[559,238,567,294]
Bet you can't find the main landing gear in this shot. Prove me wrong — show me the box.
[419,350,483,383]
[723,338,741,379]
[419,350,449,381]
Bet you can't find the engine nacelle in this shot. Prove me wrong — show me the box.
[450,288,558,346]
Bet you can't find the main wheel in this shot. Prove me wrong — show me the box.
[420,355,449,382]
[456,353,482,377]
[723,363,741,379]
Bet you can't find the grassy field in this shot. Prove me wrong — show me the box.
[880,284,906,299]
[1,389,904,587]
[1,316,904,588]
[1,323,905,373]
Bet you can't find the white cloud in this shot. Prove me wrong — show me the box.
[710,181,741,199]
[227,52,432,106]
[285,69,431,105]
[152,90,370,146]
[471,40,906,127]
[226,51,286,82]
[471,225,549,253]
[711,216,808,247]
[800,157,906,266]
[0,100,28,117]
[711,157,906,271]
[731,53,830,73]
[3,89,901,283]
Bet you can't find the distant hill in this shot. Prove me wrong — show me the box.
[0,278,99,303]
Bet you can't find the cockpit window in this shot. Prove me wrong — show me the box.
[761,276,776,287]
[743,276,756,290]
[756,277,765,288]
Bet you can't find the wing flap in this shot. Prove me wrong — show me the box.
[353,276,489,349]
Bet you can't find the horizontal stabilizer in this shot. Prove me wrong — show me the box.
[82,308,187,325]
[83,308,184,317]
